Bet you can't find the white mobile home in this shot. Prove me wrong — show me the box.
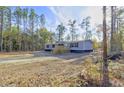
[45,41,70,51]
[44,40,93,53]
[44,43,55,51]
[69,40,93,53]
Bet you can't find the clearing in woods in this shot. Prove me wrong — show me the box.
[0,51,124,87]
[0,51,91,86]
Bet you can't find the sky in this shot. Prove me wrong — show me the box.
[11,6,103,40]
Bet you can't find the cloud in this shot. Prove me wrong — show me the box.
[79,7,103,28]
[49,6,104,28]
[49,7,86,24]
[48,6,70,24]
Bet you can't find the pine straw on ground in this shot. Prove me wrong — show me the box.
[0,55,124,87]
[0,59,84,87]
[0,52,33,58]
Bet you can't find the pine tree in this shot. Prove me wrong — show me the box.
[102,6,109,87]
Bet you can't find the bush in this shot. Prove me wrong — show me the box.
[79,58,101,86]
[52,46,69,54]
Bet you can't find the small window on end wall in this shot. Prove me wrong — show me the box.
[52,44,55,48]
[46,45,49,48]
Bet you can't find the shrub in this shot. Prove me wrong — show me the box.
[52,46,69,54]
[79,58,101,86]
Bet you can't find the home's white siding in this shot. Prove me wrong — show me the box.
[70,40,93,50]
[44,40,93,52]
[45,44,55,50]
[83,40,93,50]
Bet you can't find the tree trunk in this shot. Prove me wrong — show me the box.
[17,17,20,51]
[8,8,12,52]
[31,21,34,51]
[102,6,109,87]
[110,6,120,54]
[0,10,3,52]
[110,6,115,53]
[25,16,28,51]
[23,18,26,51]
[71,28,74,41]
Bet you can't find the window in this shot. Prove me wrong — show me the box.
[70,43,78,47]
[58,44,64,46]
[52,44,55,48]
[46,45,49,48]
[75,43,78,47]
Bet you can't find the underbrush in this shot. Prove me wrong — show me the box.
[0,56,124,87]
[78,57,124,87]
[78,58,101,86]
[52,46,69,54]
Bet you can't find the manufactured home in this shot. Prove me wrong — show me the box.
[44,40,93,53]
[69,40,93,53]
[44,43,55,51]
[45,41,69,51]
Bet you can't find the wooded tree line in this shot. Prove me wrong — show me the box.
[110,6,124,54]
[0,6,124,87]
[102,6,124,86]
[0,6,124,53]
[96,7,124,53]
[0,6,93,52]
[56,6,124,54]
[0,6,55,52]
[56,17,92,42]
